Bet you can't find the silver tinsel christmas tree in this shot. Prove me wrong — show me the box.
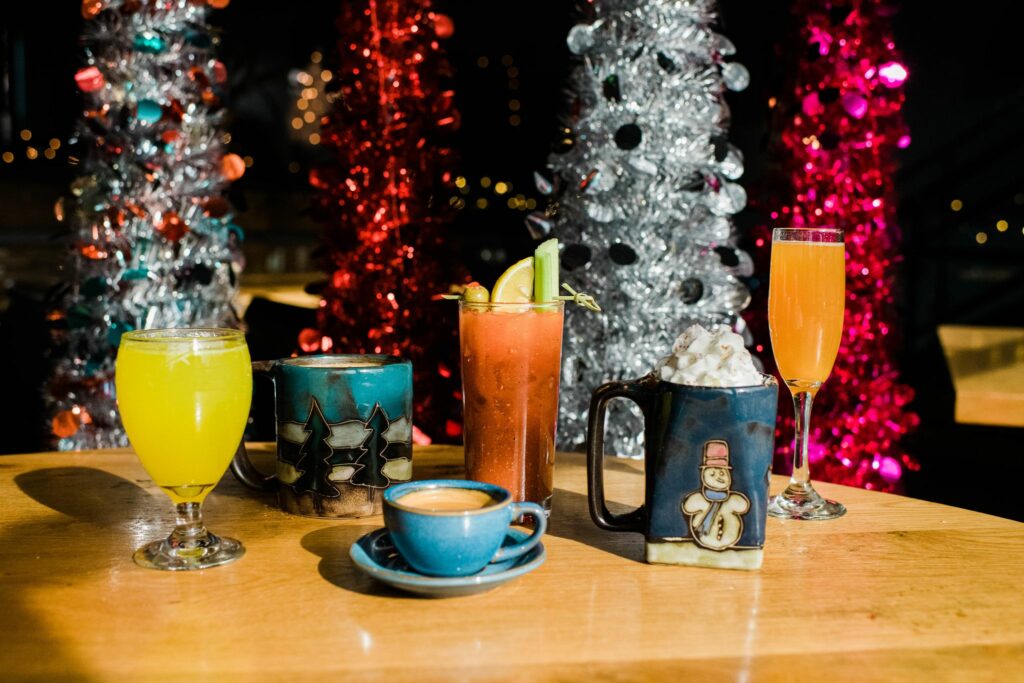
[538,0,753,455]
[47,0,243,450]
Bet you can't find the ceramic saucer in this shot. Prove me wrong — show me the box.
[349,527,545,598]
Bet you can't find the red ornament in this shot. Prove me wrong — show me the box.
[221,153,246,181]
[211,60,228,84]
[432,14,455,39]
[52,410,81,439]
[75,66,105,93]
[156,212,189,242]
[80,244,108,260]
[745,0,917,493]
[298,328,321,353]
[81,0,103,19]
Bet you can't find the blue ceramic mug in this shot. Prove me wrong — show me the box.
[587,375,778,570]
[232,354,413,518]
[383,479,547,577]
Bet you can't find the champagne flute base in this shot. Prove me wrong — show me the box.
[133,532,245,571]
[767,486,846,521]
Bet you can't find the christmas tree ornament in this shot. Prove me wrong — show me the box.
[544,0,752,456]
[47,0,242,450]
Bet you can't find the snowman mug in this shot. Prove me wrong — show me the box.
[586,374,778,570]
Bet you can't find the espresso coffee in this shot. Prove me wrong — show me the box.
[397,487,499,512]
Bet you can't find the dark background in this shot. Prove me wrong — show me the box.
[1,2,1022,518]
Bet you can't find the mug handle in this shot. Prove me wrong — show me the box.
[491,502,547,563]
[230,360,279,492]
[586,379,654,533]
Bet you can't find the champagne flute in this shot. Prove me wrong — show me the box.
[766,228,847,520]
[116,328,252,569]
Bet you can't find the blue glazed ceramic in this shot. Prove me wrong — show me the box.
[587,375,778,570]
[349,528,546,598]
[232,354,413,518]
[382,479,547,577]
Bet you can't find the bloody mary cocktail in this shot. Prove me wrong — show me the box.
[459,300,564,512]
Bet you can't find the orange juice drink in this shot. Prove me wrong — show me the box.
[116,330,252,503]
[768,239,846,384]
[459,301,564,510]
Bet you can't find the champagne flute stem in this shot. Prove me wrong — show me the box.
[787,385,818,494]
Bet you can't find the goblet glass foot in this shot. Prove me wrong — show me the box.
[767,484,846,521]
[133,531,245,571]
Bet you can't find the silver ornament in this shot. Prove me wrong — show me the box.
[567,22,599,55]
[721,61,750,92]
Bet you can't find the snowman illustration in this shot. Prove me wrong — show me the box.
[682,441,750,550]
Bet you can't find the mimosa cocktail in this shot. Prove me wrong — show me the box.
[116,328,251,569]
[767,228,847,520]
[768,239,845,383]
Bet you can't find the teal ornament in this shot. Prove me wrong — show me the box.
[107,321,134,347]
[85,358,103,376]
[136,99,162,124]
[133,32,166,54]
[122,268,150,281]
[228,224,245,241]
[81,276,108,298]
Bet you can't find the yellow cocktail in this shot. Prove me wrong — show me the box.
[116,328,251,570]
[767,228,847,520]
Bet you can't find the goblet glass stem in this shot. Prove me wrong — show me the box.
[133,499,244,571]
[767,382,847,520]
[170,502,213,552]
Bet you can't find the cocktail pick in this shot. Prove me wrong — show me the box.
[556,283,602,312]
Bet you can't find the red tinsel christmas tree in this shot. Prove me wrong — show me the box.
[304,1,462,442]
[748,0,919,491]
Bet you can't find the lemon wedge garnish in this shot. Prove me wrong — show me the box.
[491,256,534,303]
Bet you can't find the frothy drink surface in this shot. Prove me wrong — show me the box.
[286,357,383,368]
[397,487,499,512]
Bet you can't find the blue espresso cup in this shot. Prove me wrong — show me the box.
[383,479,547,577]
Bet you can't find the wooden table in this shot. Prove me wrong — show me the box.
[2,445,1023,681]
[938,324,1024,427]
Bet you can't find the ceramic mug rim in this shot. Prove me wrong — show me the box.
[654,372,778,392]
[281,353,407,369]
[384,479,512,517]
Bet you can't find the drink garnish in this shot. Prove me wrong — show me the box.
[490,256,535,303]
[441,238,600,310]
[557,283,601,312]
[533,238,560,303]
[462,282,490,303]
